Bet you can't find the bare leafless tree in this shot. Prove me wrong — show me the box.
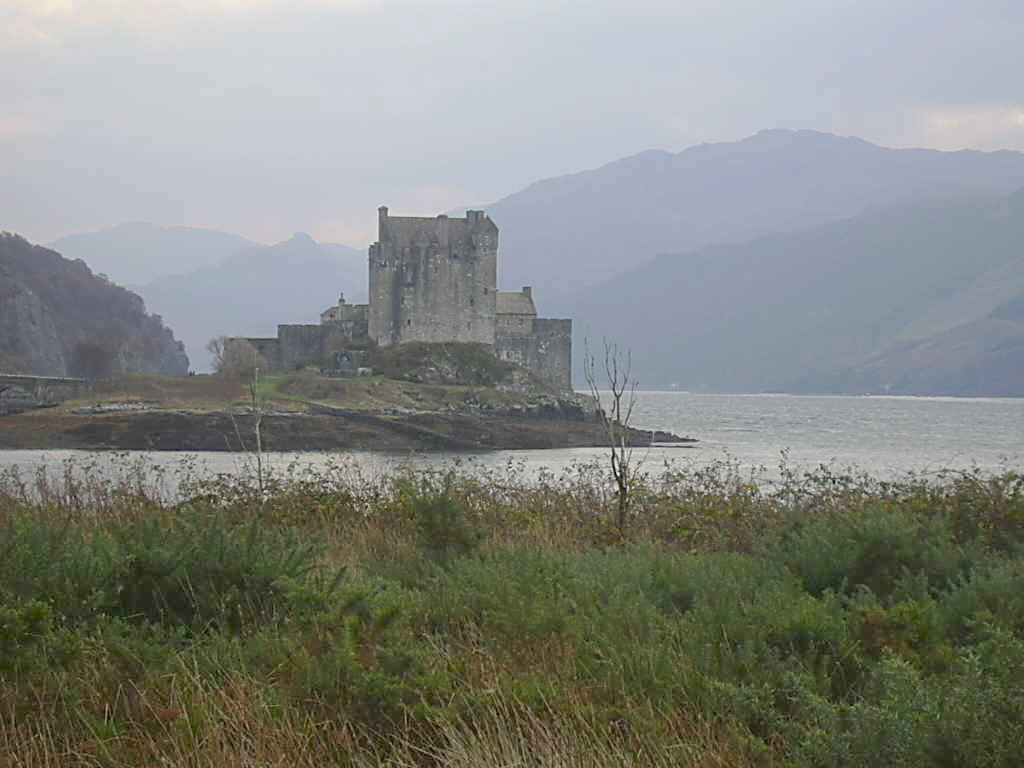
[249,365,265,496]
[226,359,267,497]
[206,336,227,371]
[208,336,267,380]
[584,337,640,536]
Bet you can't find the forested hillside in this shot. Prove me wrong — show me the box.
[0,233,188,377]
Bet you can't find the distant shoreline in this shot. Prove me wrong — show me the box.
[622,389,1024,402]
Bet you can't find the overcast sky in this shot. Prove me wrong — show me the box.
[3,0,1023,247]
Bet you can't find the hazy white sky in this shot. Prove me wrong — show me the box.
[3,0,1023,246]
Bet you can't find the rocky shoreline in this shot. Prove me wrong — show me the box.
[0,372,695,453]
[0,406,694,453]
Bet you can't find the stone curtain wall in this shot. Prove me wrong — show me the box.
[228,304,369,374]
[532,319,573,390]
[277,325,349,371]
[495,318,573,390]
[245,339,282,370]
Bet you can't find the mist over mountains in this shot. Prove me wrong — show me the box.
[486,129,1024,294]
[53,225,366,371]
[140,234,366,372]
[51,222,257,288]
[41,129,1024,393]
[567,190,1024,395]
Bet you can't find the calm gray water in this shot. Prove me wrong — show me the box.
[0,392,1021,487]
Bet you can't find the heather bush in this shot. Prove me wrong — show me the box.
[770,506,983,599]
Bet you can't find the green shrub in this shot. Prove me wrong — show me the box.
[924,627,1024,767]
[109,512,320,631]
[0,598,54,671]
[0,511,321,632]
[771,507,979,600]
[940,559,1024,643]
[274,576,447,733]
[0,517,117,622]
[410,476,481,563]
[942,471,1024,552]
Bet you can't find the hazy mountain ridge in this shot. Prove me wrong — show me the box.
[50,222,258,287]
[0,233,189,377]
[48,130,1024,392]
[567,189,1024,396]
[139,233,367,371]
[803,316,1024,397]
[485,129,1024,294]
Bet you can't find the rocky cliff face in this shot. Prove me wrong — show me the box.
[0,272,66,374]
[0,233,188,377]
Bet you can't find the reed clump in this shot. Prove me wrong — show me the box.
[0,456,1022,766]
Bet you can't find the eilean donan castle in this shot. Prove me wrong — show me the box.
[233,208,572,389]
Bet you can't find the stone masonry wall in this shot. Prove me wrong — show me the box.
[277,325,348,371]
[496,313,535,336]
[369,208,498,347]
[495,318,573,390]
[246,338,282,370]
[229,311,367,374]
[332,304,369,341]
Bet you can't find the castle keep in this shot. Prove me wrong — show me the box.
[228,208,572,389]
[370,207,497,346]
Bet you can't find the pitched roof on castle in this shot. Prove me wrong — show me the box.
[496,290,537,316]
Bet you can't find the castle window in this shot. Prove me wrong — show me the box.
[407,319,412,327]
[470,298,475,307]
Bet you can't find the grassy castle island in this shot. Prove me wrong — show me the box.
[0,209,689,452]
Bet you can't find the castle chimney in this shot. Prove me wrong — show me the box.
[522,286,532,299]
[378,206,388,238]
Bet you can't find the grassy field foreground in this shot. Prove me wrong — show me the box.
[1,457,1023,766]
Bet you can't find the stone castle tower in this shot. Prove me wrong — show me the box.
[368,207,498,346]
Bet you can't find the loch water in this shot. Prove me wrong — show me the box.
[1,392,1022,490]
